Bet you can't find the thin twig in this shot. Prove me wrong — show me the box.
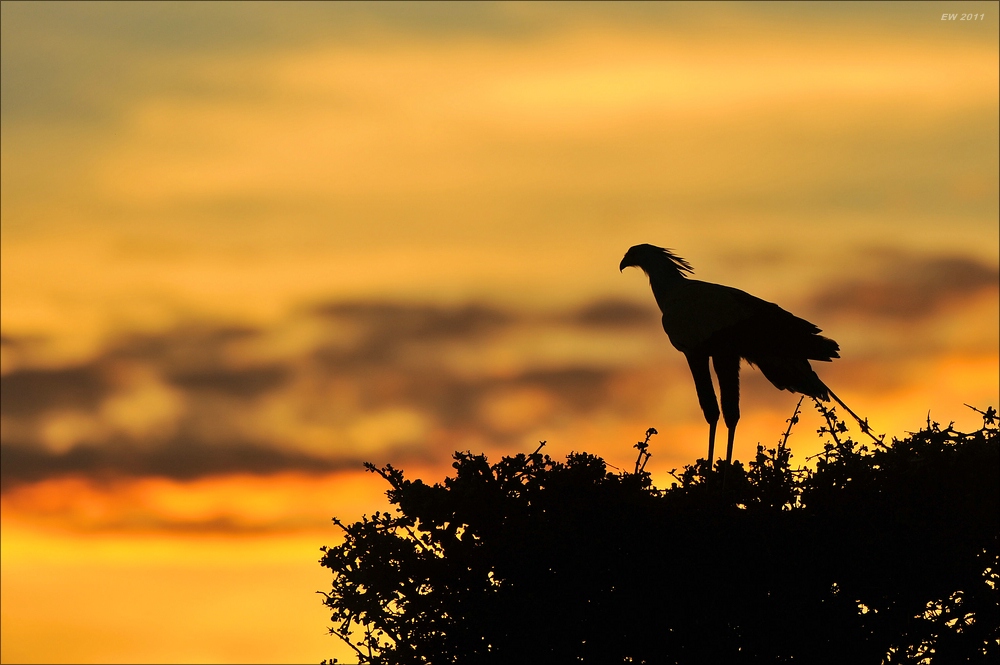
[964,403,998,426]
[813,398,843,448]
[633,428,657,474]
[779,397,804,452]
[827,388,886,447]
[329,622,367,661]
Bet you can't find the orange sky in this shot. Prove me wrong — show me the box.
[2,3,998,663]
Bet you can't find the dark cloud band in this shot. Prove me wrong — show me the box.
[811,254,998,320]
[0,439,360,492]
[1,277,993,493]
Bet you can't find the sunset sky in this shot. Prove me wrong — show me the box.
[2,2,998,663]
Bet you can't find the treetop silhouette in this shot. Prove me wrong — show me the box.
[320,403,999,664]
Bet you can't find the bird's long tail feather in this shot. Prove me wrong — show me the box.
[824,387,886,447]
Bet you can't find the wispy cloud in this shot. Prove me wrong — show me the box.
[569,298,657,328]
[3,274,995,497]
[811,251,999,320]
[0,438,355,492]
[0,298,663,490]
[166,364,290,399]
[1,364,109,417]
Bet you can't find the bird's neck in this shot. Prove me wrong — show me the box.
[647,270,685,312]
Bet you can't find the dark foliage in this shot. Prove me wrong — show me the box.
[319,404,999,664]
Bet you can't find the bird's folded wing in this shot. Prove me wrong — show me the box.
[658,281,769,352]
[660,281,838,361]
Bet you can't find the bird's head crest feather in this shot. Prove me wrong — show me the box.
[619,244,694,277]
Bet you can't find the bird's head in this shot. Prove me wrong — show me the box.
[619,244,694,277]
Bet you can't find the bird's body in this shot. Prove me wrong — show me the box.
[620,244,840,464]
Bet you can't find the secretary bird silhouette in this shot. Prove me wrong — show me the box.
[620,243,872,466]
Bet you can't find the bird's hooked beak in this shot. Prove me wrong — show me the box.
[619,254,635,272]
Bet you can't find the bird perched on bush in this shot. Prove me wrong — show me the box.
[620,243,842,465]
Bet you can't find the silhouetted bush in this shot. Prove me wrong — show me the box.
[320,404,999,664]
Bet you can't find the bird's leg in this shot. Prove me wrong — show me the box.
[707,421,717,468]
[686,352,720,468]
[713,354,741,465]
